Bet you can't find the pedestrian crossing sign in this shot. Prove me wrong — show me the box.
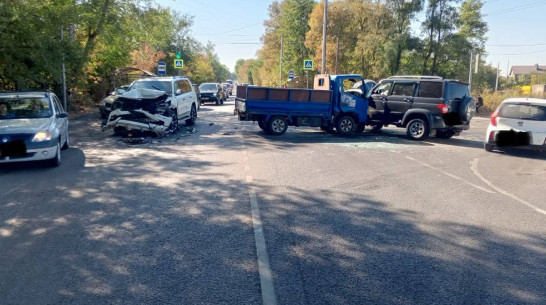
[303,59,313,70]
[174,59,184,69]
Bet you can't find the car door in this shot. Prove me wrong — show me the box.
[369,81,392,121]
[52,95,68,145]
[173,81,186,118]
[179,79,196,113]
[387,81,417,122]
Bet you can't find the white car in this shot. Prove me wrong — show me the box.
[103,76,198,135]
[484,98,546,152]
[0,91,69,167]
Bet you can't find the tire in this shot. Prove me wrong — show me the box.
[169,110,179,132]
[336,115,356,136]
[406,117,430,140]
[258,120,267,131]
[62,133,70,150]
[47,141,61,167]
[435,129,455,139]
[371,123,383,133]
[113,127,126,136]
[266,116,288,136]
[185,105,197,126]
[459,97,476,122]
[355,124,365,133]
[484,143,494,152]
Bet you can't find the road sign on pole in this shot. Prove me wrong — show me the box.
[303,60,314,70]
[288,70,294,79]
[158,62,166,75]
[174,59,184,69]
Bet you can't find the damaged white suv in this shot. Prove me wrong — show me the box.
[103,76,198,135]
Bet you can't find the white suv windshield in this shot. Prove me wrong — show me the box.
[0,97,53,119]
[131,80,172,94]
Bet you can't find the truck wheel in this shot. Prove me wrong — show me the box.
[355,124,365,133]
[406,118,429,140]
[336,115,356,136]
[267,116,287,136]
[258,120,267,131]
[484,143,494,152]
[436,129,455,139]
[371,123,383,133]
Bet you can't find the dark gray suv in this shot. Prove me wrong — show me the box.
[368,76,475,140]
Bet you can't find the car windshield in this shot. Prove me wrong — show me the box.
[131,80,172,94]
[0,97,53,119]
[199,84,217,91]
[499,103,546,121]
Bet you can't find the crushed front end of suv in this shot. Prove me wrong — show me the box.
[102,88,176,136]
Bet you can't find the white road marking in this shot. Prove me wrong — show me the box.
[241,127,278,305]
[470,158,546,216]
[404,156,496,194]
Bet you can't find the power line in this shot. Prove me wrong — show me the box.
[484,1,546,16]
[198,23,262,36]
[487,43,546,47]
[487,49,546,56]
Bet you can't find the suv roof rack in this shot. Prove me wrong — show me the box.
[387,75,443,80]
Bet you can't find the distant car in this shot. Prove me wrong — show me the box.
[0,90,69,167]
[484,98,546,152]
[221,82,232,96]
[99,85,130,118]
[199,83,225,105]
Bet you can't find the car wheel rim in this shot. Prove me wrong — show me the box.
[340,119,353,132]
[272,119,285,132]
[410,121,424,137]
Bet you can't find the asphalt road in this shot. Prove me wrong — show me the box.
[1,98,545,305]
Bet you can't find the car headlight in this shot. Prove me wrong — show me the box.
[212,93,217,96]
[32,131,52,142]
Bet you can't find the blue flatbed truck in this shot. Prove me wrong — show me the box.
[234,74,369,136]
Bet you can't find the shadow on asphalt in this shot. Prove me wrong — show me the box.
[1,147,544,304]
[1,108,543,304]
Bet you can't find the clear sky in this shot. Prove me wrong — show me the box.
[156,0,546,77]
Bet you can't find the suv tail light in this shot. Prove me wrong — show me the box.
[436,104,449,114]
[490,110,499,127]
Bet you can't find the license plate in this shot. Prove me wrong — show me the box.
[496,130,531,147]
[0,140,27,157]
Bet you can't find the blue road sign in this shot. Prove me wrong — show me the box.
[288,70,294,79]
[158,62,166,75]
[303,60,314,70]
[174,59,184,69]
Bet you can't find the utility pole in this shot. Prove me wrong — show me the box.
[280,33,283,87]
[335,37,339,74]
[61,26,67,111]
[321,0,328,74]
[495,62,500,92]
[468,51,473,93]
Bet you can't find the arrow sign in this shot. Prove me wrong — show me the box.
[303,59,314,70]
[158,62,166,75]
[174,59,184,69]
[288,70,294,79]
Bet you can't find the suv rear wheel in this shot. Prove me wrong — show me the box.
[406,117,429,140]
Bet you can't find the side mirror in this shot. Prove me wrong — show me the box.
[117,88,127,95]
[375,89,384,95]
[175,89,182,95]
[57,113,68,118]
